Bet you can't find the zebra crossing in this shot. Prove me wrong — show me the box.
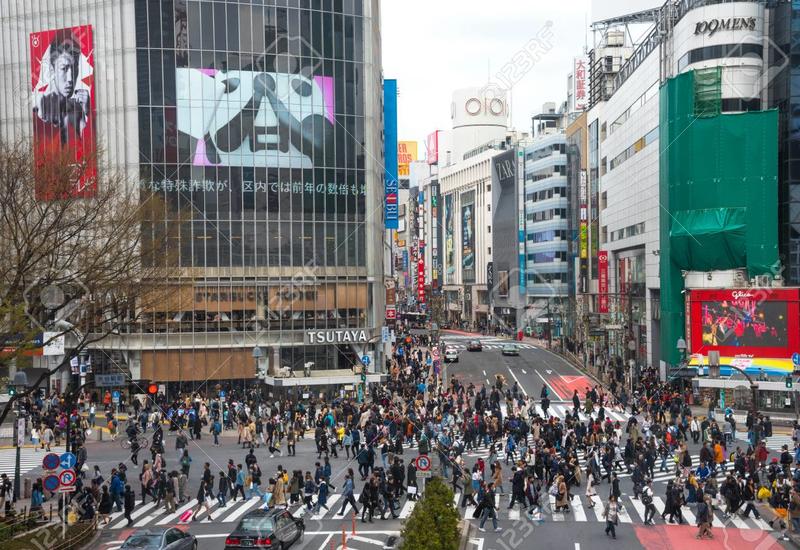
[455,490,773,531]
[763,434,796,452]
[444,343,537,351]
[0,445,65,478]
[100,493,413,530]
[99,482,774,532]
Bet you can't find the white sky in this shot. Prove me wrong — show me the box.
[381,0,662,149]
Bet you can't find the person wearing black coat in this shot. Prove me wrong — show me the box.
[406,461,418,501]
[359,477,379,523]
[98,485,112,525]
[123,485,136,526]
[217,471,229,508]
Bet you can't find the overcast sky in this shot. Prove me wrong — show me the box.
[381,0,661,150]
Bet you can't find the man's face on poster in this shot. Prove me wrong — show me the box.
[52,51,77,98]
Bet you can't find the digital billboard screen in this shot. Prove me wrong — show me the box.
[30,25,97,198]
[687,288,800,360]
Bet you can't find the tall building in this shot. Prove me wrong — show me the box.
[523,104,569,334]
[583,1,791,406]
[1,1,386,396]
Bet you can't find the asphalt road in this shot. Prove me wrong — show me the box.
[20,333,793,550]
[441,333,789,550]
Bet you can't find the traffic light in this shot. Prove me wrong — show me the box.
[147,384,158,395]
[786,375,793,389]
[7,385,15,397]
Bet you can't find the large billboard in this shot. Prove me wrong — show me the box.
[687,288,800,375]
[383,79,399,229]
[573,57,588,111]
[426,130,440,165]
[461,190,475,283]
[398,141,418,177]
[444,194,455,284]
[30,25,97,198]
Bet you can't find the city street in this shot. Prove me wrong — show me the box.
[12,333,787,550]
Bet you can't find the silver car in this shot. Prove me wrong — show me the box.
[120,528,197,550]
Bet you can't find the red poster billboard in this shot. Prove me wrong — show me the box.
[30,25,97,199]
[597,251,609,313]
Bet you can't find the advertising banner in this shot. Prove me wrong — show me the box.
[444,194,455,284]
[598,250,609,313]
[398,141,418,177]
[426,130,439,165]
[30,25,97,199]
[383,79,399,229]
[461,191,475,283]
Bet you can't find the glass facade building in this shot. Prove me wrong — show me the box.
[0,0,385,393]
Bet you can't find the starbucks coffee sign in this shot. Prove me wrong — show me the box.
[306,328,370,345]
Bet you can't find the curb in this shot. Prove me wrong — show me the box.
[458,518,474,550]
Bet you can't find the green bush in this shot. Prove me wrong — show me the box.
[400,476,460,550]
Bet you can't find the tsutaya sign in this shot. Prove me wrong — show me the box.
[306,329,370,345]
[694,17,756,36]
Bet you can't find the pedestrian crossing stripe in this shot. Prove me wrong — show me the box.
[100,489,774,531]
[444,344,537,351]
[763,435,795,452]
[461,492,771,530]
[0,446,66,478]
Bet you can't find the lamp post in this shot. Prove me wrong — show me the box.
[12,371,28,502]
[675,338,687,392]
[252,346,263,404]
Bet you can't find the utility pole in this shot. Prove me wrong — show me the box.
[546,299,552,349]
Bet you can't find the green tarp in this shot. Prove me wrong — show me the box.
[670,208,747,271]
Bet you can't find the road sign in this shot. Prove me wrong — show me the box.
[381,326,390,343]
[42,453,60,471]
[111,390,121,404]
[793,352,800,367]
[57,485,76,493]
[361,355,370,366]
[219,390,226,398]
[417,470,432,478]
[59,452,76,470]
[415,455,431,472]
[59,469,77,487]
[95,373,126,387]
[43,474,60,492]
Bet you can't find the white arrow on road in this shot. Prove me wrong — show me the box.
[546,370,552,374]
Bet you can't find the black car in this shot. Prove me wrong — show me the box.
[466,340,483,351]
[120,528,196,550]
[225,508,304,549]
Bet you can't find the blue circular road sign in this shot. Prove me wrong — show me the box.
[793,352,800,366]
[361,355,370,366]
[60,452,77,470]
[42,453,60,471]
[43,474,59,492]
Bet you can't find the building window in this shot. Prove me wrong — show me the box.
[677,43,763,73]
[600,191,607,210]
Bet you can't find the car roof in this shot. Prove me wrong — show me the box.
[129,528,169,535]
[244,508,285,518]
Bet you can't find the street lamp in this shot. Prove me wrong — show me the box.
[12,371,28,502]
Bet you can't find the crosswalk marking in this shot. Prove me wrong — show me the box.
[627,497,646,522]
[129,501,158,524]
[222,496,261,523]
[98,488,778,532]
[312,495,340,520]
[571,494,587,522]
[156,499,196,525]
[339,493,359,517]
[399,500,415,519]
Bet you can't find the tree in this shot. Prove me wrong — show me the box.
[0,140,175,426]
[400,476,461,550]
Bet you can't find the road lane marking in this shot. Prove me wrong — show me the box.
[506,365,528,396]
[521,369,527,374]
[483,370,486,376]
[534,369,561,399]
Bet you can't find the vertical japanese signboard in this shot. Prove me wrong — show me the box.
[573,57,588,111]
[598,250,609,313]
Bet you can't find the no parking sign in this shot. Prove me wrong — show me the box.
[59,469,76,487]
[415,455,431,472]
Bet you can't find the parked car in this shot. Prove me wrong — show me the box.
[225,508,304,549]
[501,344,519,356]
[466,340,483,351]
[121,528,196,550]
[444,347,459,363]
